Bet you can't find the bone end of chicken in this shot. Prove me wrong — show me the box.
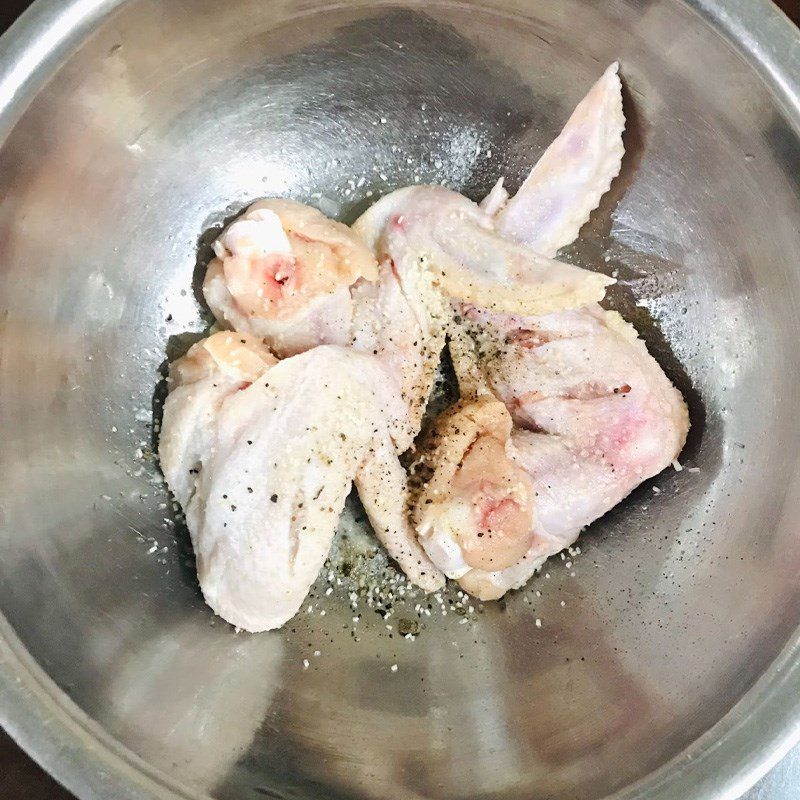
[203,199,378,356]
[478,177,509,217]
[412,397,536,595]
[495,61,625,257]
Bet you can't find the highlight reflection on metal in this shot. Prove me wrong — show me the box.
[1,1,800,799]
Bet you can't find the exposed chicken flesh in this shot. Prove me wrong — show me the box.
[203,199,378,357]
[160,335,441,631]
[414,64,689,600]
[412,397,536,583]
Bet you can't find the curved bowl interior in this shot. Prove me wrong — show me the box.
[2,1,800,799]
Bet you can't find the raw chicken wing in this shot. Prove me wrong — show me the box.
[494,62,625,257]
[431,307,689,599]
[160,337,441,631]
[415,64,688,600]
[202,201,443,592]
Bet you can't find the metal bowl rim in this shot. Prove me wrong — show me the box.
[1,1,799,798]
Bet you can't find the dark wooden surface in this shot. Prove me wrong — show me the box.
[1,0,799,798]
[0,732,74,799]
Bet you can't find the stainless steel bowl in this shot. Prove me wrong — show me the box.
[2,1,800,798]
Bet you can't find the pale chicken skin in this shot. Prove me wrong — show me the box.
[160,336,442,631]
[159,332,277,510]
[351,184,613,438]
[354,185,612,317]
[493,62,626,257]
[414,63,689,600]
[203,199,378,357]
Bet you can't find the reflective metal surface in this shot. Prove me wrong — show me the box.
[747,747,800,800]
[2,1,800,799]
